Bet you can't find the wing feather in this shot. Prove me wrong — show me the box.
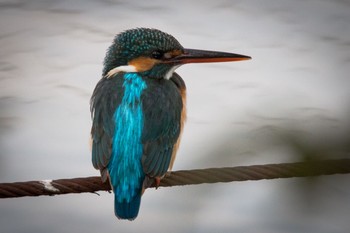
[141,73,186,178]
[90,75,124,174]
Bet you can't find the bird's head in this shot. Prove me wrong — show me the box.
[103,28,250,79]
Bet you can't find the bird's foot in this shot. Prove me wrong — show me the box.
[154,177,161,189]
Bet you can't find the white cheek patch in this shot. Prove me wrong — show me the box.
[164,65,181,80]
[106,65,137,78]
[106,64,182,80]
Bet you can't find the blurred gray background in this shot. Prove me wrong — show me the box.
[0,0,350,232]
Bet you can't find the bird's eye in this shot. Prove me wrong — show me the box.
[151,50,164,59]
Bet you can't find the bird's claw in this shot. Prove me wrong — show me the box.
[154,177,161,189]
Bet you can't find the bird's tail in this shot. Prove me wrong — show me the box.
[114,192,141,220]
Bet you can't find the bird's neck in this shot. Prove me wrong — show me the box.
[104,63,179,80]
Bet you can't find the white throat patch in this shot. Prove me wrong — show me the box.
[106,65,137,78]
[164,65,181,80]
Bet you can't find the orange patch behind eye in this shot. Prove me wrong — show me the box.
[129,57,159,72]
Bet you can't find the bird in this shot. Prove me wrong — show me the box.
[90,28,251,220]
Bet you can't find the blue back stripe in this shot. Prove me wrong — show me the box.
[108,73,147,203]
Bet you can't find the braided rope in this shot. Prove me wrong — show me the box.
[1,159,349,199]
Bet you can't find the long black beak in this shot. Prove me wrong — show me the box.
[168,48,251,64]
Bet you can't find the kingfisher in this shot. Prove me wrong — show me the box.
[90,28,250,220]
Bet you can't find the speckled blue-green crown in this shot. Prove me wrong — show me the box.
[103,28,183,75]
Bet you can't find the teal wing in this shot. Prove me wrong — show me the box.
[141,73,186,177]
[90,75,124,180]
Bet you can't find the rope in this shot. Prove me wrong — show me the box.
[1,159,349,199]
